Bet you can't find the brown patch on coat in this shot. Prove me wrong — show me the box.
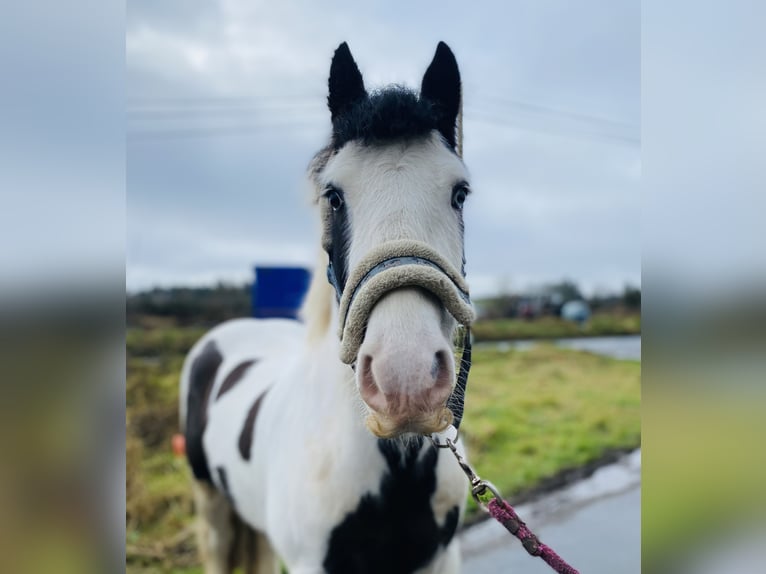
[238,391,269,461]
[216,359,257,400]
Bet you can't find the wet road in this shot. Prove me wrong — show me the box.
[479,335,641,361]
[554,335,641,361]
[460,451,641,573]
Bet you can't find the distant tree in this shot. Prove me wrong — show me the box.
[127,284,252,326]
[623,285,641,310]
[545,280,583,302]
[475,276,519,319]
[478,294,519,319]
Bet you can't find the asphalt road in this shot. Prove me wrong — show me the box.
[460,450,641,573]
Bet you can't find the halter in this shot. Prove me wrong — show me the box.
[326,239,475,429]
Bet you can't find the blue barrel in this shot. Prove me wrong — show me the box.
[252,266,311,319]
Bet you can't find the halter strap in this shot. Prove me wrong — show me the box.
[334,255,472,333]
[449,327,472,429]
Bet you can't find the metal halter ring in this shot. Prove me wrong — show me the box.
[471,479,503,509]
[429,425,459,448]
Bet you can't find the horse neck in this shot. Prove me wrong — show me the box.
[301,268,370,437]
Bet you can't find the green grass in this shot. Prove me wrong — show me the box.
[472,312,640,342]
[127,325,207,357]
[127,325,640,572]
[461,343,640,514]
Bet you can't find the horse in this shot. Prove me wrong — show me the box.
[179,41,476,574]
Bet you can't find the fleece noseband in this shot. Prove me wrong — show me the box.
[326,239,475,428]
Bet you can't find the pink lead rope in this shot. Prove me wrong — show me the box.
[487,497,580,574]
[430,428,580,574]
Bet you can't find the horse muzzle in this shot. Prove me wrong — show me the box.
[327,239,475,437]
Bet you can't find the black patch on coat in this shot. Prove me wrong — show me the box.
[238,391,269,461]
[216,359,257,400]
[323,437,460,574]
[185,340,223,483]
[327,188,351,293]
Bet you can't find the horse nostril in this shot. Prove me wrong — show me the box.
[359,354,386,413]
[431,350,451,386]
[360,354,374,389]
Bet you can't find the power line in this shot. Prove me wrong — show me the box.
[473,94,638,132]
[126,91,639,144]
[126,93,325,105]
[465,109,640,145]
[127,120,326,142]
[127,92,637,129]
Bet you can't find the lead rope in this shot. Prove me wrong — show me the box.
[431,429,580,574]
[434,327,580,574]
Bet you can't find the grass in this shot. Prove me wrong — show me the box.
[461,343,640,515]
[127,324,640,572]
[472,312,640,342]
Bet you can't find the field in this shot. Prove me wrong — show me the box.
[126,321,640,572]
[471,312,640,342]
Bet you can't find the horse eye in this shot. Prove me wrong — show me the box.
[452,185,469,210]
[325,187,344,212]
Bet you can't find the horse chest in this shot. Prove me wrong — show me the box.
[321,438,462,574]
[228,395,467,572]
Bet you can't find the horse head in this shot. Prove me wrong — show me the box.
[310,42,474,438]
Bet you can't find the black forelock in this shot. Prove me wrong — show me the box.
[331,86,445,150]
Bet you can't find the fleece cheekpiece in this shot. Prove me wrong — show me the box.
[337,239,475,364]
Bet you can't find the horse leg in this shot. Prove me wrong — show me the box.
[191,480,236,574]
[231,516,280,574]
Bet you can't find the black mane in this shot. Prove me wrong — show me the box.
[331,86,444,150]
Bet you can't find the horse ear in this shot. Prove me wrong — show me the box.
[328,42,367,123]
[420,42,461,150]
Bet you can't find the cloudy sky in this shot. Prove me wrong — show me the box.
[127,0,640,297]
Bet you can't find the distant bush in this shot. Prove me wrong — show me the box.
[127,283,251,326]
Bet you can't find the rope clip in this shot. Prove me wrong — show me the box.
[430,426,502,511]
